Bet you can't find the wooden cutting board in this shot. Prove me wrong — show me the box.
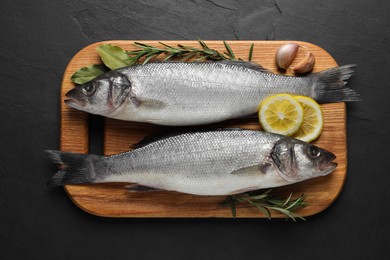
[60,40,347,218]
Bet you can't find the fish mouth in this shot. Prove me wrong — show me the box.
[64,89,86,109]
[319,152,337,176]
[64,98,85,110]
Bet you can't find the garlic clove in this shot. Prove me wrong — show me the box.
[291,51,316,74]
[275,43,300,70]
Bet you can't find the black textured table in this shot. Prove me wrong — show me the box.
[1,0,388,259]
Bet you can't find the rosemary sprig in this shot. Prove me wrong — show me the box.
[126,40,235,65]
[224,189,307,221]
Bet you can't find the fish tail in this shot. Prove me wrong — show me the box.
[312,64,361,102]
[46,150,99,186]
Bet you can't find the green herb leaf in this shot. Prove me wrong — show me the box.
[230,199,237,218]
[158,42,174,49]
[164,53,177,61]
[248,200,271,219]
[248,43,254,61]
[143,52,159,65]
[246,193,268,201]
[223,41,236,60]
[70,64,108,84]
[96,44,133,70]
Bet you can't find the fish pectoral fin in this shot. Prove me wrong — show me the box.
[230,162,273,177]
[140,98,166,109]
[131,133,181,149]
[125,184,162,192]
[130,95,166,109]
[230,165,262,177]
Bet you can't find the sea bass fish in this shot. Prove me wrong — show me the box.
[47,129,337,195]
[65,61,359,126]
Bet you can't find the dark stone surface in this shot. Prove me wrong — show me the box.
[0,0,389,259]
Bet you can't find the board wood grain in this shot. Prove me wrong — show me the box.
[60,41,347,218]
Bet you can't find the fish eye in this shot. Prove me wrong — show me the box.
[82,84,95,96]
[308,146,321,158]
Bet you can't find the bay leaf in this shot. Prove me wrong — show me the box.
[96,44,133,70]
[70,64,108,84]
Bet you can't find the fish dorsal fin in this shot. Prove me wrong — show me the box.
[141,60,272,73]
[131,132,180,149]
[131,128,247,149]
[218,60,272,73]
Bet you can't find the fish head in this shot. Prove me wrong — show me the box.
[270,138,337,182]
[65,72,131,116]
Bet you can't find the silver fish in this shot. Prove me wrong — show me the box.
[47,129,337,196]
[65,61,359,126]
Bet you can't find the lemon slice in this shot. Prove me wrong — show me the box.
[259,94,303,136]
[292,96,323,142]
